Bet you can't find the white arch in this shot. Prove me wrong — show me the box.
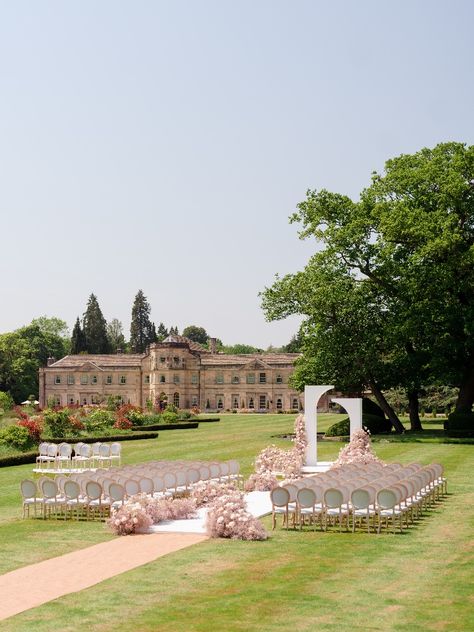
[304,385,333,466]
[331,397,363,437]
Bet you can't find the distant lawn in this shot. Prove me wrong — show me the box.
[0,413,473,631]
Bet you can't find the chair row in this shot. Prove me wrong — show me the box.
[36,442,122,471]
[272,463,446,533]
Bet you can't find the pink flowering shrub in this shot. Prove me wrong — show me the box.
[206,491,267,541]
[332,428,383,467]
[191,480,237,507]
[107,501,152,535]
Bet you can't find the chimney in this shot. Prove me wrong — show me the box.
[210,337,217,354]
[47,357,55,366]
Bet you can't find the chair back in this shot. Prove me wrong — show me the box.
[64,480,80,500]
[324,488,344,509]
[42,479,59,499]
[109,483,125,504]
[124,479,140,496]
[377,488,398,510]
[351,488,371,510]
[297,487,316,509]
[284,484,298,502]
[139,477,154,494]
[92,442,102,456]
[81,444,92,457]
[270,486,290,507]
[21,479,37,499]
[47,444,58,458]
[110,442,121,456]
[85,480,102,501]
[99,444,111,457]
[152,476,165,493]
[186,469,199,486]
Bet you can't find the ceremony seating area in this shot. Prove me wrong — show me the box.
[35,441,122,472]
[271,461,447,534]
[21,458,242,520]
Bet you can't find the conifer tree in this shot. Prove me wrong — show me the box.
[130,290,154,353]
[149,322,158,344]
[156,323,168,341]
[83,294,110,354]
[70,317,87,354]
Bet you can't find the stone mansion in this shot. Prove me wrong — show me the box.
[39,335,318,412]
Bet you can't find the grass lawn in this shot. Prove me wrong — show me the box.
[0,414,473,631]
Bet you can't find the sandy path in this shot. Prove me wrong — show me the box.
[0,532,207,622]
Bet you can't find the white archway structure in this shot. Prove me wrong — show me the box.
[332,397,363,438]
[304,385,334,467]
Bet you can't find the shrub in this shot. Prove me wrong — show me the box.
[326,413,392,437]
[362,397,385,418]
[190,406,201,416]
[165,404,178,414]
[178,410,192,420]
[17,418,42,443]
[161,410,179,424]
[84,409,116,432]
[0,424,32,450]
[141,413,161,425]
[43,409,73,437]
[446,411,474,437]
[0,391,14,412]
[113,416,133,430]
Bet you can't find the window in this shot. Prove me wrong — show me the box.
[68,396,75,405]
[106,375,112,384]
[120,375,127,384]
[91,394,100,404]
[191,374,198,385]
[248,397,255,409]
[259,395,266,409]
[276,398,283,410]
[246,373,255,384]
[292,397,299,410]
[276,374,283,384]
[144,375,150,383]
[54,375,61,384]
[173,356,180,365]
[54,396,61,406]
[216,373,224,384]
[259,373,266,384]
[217,396,224,409]
[160,375,166,383]
[173,374,180,384]
[82,397,87,405]
[173,392,180,407]
[67,374,75,385]
[80,375,88,385]
[231,375,240,384]
[160,357,166,363]
[232,396,239,409]
[191,395,198,407]
[91,375,98,384]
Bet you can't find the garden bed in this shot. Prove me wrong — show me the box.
[45,432,159,444]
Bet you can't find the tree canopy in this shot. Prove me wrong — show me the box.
[261,142,474,429]
[130,290,155,353]
[182,325,209,345]
[83,294,110,354]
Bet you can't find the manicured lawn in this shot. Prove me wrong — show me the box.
[1,413,473,631]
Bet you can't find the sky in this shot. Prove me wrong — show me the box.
[1,0,473,347]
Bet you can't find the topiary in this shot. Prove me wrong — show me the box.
[445,411,474,437]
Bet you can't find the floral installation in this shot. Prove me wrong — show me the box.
[107,501,152,535]
[191,480,237,507]
[206,490,267,541]
[332,428,383,467]
[245,414,306,490]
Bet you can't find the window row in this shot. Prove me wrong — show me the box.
[216,373,283,385]
[54,375,128,385]
[206,395,299,410]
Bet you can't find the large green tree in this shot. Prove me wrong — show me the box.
[262,142,474,428]
[83,294,110,354]
[130,290,154,353]
[107,318,127,352]
[70,317,87,354]
[182,325,209,345]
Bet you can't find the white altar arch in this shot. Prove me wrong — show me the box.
[302,385,363,472]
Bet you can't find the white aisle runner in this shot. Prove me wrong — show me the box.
[148,491,272,535]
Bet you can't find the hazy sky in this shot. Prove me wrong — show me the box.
[1,1,473,347]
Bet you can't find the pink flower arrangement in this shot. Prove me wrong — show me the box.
[332,428,383,467]
[292,414,307,460]
[191,480,237,507]
[244,471,278,492]
[206,491,267,541]
[107,501,152,535]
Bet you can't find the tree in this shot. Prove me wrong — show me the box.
[222,343,262,355]
[169,326,179,335]
[107,318,127,352]
[130,290,154,353]
[262,143,474,428]
[83,294,110,354]
[156,323,168,342]
[0,324,67,402]
[31,316,69,339]
[70,317,87,354]
[182,326,209,345]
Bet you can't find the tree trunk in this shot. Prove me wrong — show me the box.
[367,378,405,433]
[455,363,474,413]
[407,390,423,431]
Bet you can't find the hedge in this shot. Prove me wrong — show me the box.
[194,417,220,423]
[326,413,392,437]
[445,411,474,437]
[0,451,38,468]
[132,423,198,431]
[44,432,159,443]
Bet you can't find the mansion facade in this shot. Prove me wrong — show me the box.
[39,335,321,412]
